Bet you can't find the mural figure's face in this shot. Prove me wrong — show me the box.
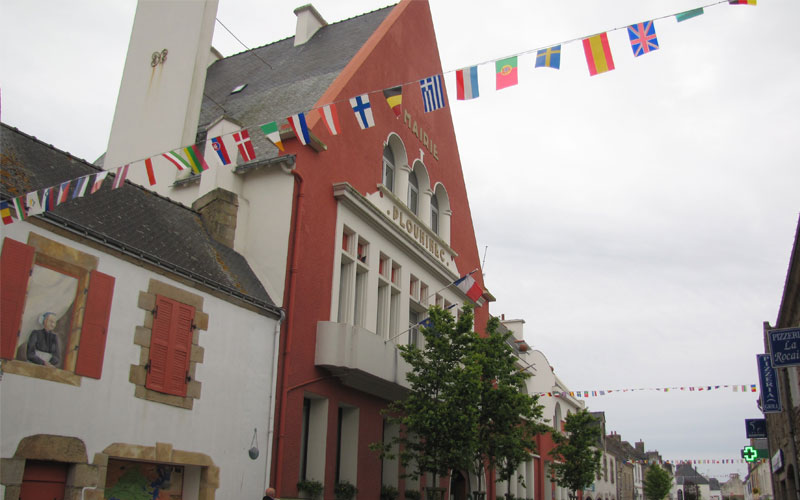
[43,314,57,332]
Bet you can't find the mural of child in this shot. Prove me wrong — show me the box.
[26,312,61,367]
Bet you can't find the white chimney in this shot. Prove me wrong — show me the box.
[293,4,327,46]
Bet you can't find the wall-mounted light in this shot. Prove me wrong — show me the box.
[249,428,259,460]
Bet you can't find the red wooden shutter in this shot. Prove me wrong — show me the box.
[146,295,195,396]
[75,270,115,378]
[1,238,35,359]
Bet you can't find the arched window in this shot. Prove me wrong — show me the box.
[383,146,395,192]
[408,169,419,215]
[430,195,439,235]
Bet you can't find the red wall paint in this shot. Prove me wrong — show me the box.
[273,1,492,498]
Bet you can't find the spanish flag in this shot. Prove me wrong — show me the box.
[383,86,402,118]
[582,33,615,76]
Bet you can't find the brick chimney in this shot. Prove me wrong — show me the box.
[294,4,327,46]
[192,188,238,248]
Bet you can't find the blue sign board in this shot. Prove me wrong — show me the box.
[757,354,782,413]
[745,418,767,438]
[768,327,800,368]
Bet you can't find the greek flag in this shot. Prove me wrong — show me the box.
[419,74,446,113]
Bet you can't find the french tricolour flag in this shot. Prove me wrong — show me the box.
[454,272,484,305]
[456,66,479,101]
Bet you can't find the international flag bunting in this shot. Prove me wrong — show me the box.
[495,56,518,90]
[535,45,561,69]
[163,151,189,171]
[628,21,659,57]
[144,158,157,186]
[0,200,13,225]
[455,66,480,101]
[454,273,483,304]
[287,113,311,145]
[26,191,44,217]
[318,105,341,135]
[42,187,57,211]
[420,75,446,113]
[210,136,231,166]
[383,87,403,117]
[350,94,375,130]
[184,144,209,174]
[233,130,256,163]
[260,122,284,151]
[12,197,26,221]
[111,164,129,190]
[71,176,89,198]
[583,33,615,76]
[729,0,756,5]
[676,8,704,22]
[90,171,109,194]
[57,181,71,205]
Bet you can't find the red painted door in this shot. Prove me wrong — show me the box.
[20,460,67,500]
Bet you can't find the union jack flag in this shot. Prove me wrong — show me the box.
[627,21,659,57]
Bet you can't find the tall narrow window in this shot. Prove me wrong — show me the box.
[383,146,395,192]
[430,195,439,235]
[408,169,419,215]
[408,309,419,347]
[300,398,311,481]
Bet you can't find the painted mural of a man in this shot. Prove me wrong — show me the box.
[26,312,61,367]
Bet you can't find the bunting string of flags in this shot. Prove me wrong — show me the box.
[536,384,758,398]
[0,0,756,225]
[630,458,765,468]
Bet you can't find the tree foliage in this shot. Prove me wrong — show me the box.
[375,305,547,491]
[379,305,481,484]
[471,316,548,490]
[643,465,673,500]
[548,409,603,493]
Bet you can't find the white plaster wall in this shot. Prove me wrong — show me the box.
[330,201,467,346]
[0,224,278,499]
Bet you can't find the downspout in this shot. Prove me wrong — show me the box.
[265,308,286,493]
[274,167,305,494]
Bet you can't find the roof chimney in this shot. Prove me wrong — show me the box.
[294,4,327,46]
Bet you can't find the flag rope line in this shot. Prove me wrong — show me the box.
[1,0,751,224]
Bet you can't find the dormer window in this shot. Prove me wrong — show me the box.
[382,146,395,192]
[430,195,439,235]
[408,170,419,215]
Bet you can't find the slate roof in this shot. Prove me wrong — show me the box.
[0,123,277,314]
[198,5,394,159]
[674,464,709,485]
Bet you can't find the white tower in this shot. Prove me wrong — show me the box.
[104,0,219,185]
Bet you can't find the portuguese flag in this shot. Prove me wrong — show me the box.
[495,56,518,90]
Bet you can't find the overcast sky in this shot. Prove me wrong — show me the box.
[3,0,799,480]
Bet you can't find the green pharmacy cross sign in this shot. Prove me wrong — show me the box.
[741,446,768,462]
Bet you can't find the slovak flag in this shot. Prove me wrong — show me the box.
[210,136,232,165]
[233,129,257,163]
[454,272,484,305]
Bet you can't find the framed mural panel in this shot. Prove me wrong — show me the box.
[105,458,184,500]
[16,263,82,369]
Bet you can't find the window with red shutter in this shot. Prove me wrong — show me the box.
[0,238,35,359]
[75,270,115,379]
[146,295,195,396]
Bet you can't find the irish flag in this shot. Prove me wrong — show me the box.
[583,33,615,76]
[495,56,518,90]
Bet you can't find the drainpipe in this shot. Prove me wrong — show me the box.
[265,308,286,493]
[274,167,305,494]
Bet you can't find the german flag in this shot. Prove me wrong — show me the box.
[383,86,402,118]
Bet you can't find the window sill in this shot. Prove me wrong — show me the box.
[1,360,81,386]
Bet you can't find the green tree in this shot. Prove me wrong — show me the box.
[471,316,548,494]
[548,409,603,497]
[643,465,673,500]
[378,305,482,487]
